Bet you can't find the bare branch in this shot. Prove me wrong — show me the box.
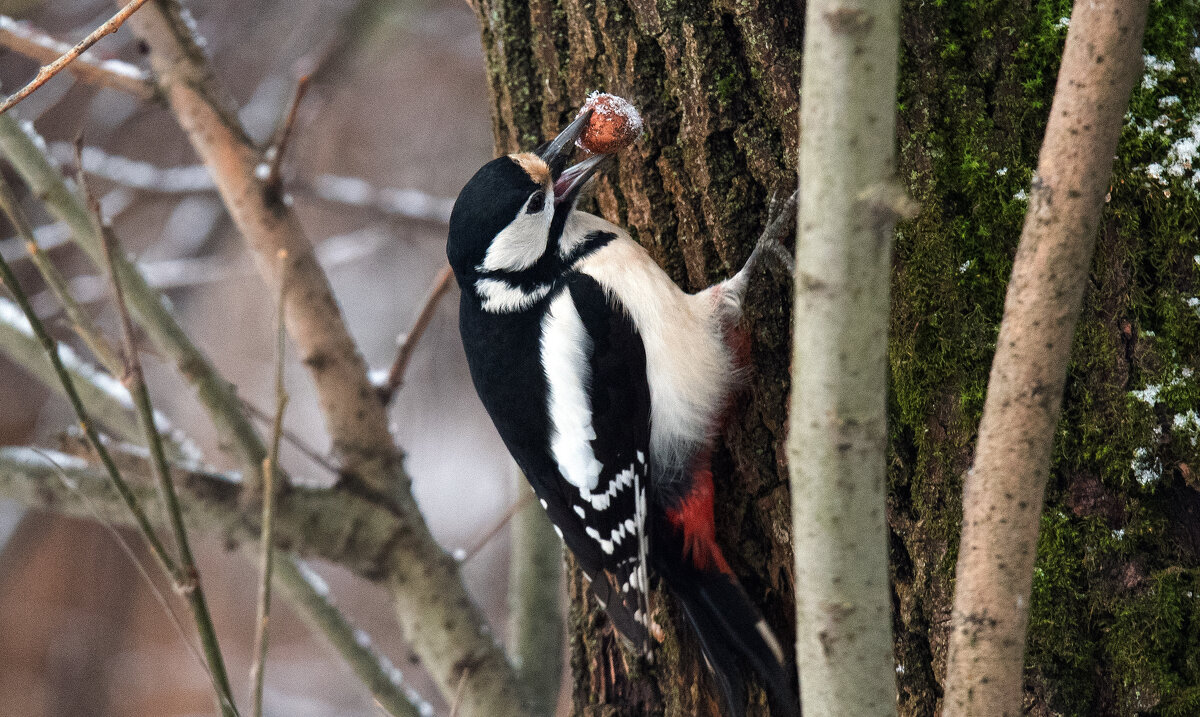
[263,75,312,192]
[0,15,156,101]
[0,172,122,375]
[250,253,290,717]
[378,264,454,403]
[125,2,396,495]
[0,113,269,494]
[943,2,1150,713]
[0,0,155,115]
[790,0,903,713]
[123,2,524,712]
[86,153,238,715]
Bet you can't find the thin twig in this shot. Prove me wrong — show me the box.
[82,148,239,717]
[250,251,290,717]
[0,0,154,115]
[378,264,454,403]
[242,399,339,474]
[461,492,536,564]
[0,174,123,375]
[0,205,178,600]
[263,75,311,192]
[0,15,156,101]
[0,113,270,498]
[34,448,210,677]
[449,667,472,717]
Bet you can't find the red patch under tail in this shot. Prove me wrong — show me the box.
[665,454,734,576]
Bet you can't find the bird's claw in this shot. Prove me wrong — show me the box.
[753,188,797,276]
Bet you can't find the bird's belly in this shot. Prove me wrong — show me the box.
[574,235,735,477]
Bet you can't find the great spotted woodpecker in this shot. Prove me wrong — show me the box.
[448,108,800,717]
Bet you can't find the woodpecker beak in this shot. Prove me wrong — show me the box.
[538,108,592,175]
[553,154,607,207]
[538,108,610,207]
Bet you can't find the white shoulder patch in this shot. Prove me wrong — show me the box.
[475,278,552,313]
[477,191,551,273]
[541,290,603,491]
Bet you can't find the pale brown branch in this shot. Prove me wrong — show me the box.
[943,2,1150,714]
[0,15,156,101]
[0,0,155,115]
[378,264,454,403]
[790,0,902,713]
[126,0,393,494]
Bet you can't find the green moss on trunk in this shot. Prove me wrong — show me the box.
[893,1,1200,714]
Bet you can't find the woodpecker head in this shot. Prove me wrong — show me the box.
[447,110,607,299]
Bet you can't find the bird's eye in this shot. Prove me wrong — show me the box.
[526,191,546,214]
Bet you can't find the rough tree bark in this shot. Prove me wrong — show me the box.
[475,0,1200,715]
[475,1,802,713]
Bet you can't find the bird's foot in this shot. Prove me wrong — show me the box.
[752,188,797,276]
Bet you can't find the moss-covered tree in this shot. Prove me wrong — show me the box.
[468,0,1200,714]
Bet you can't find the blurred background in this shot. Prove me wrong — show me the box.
[0,0,554,714]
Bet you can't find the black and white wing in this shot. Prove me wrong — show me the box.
[537,273,653,651]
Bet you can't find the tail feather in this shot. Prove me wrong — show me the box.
[584,568,652,653]
[668,572,802,717]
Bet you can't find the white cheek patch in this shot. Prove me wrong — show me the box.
[541,291,603,492]
[477,192,552,273]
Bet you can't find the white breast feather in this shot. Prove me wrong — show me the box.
[572,213,733,471]
[541,291,604,491]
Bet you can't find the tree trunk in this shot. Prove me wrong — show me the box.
[473,0,1200,715]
